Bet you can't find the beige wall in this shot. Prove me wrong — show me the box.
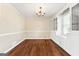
[0,4,52,51]
[0,3,52,52]
[0,4,26,52]
[25,17,51,31]
[24,17,52,39]
[0,4,26,34]
[0,4,52,39]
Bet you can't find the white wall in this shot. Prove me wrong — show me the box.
[65,31,79,56]
[51,31,79,56]
[0,4,26,53]
[51,3,79,56]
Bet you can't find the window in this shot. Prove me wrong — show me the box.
[62,8,70,35]
[54,17,57,31]
[56,8,70,36]
[56,15,62,36]
[72,4,79,31]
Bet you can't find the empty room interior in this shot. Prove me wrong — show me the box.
[0,3,79,56]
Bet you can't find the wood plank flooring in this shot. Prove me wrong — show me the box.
[8,39,70,56]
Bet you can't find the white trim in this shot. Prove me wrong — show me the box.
[0,31,26,37]
[23,31,51,32]
[0,31,51,53]
[0,31,26,53]
[3,39,25,53]
[23,38,51,39]
[0,31,51,37]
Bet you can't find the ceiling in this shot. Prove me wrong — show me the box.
[12,3,67,18]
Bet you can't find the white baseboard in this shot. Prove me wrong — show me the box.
[0,31,51,53]
[0,31,26,53]
[3,39,25,53]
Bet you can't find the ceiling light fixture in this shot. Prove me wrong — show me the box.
[36,6,45,16]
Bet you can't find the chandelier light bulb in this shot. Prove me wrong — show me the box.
[36,6,45,16]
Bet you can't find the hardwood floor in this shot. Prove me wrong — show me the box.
[8,39,70,56]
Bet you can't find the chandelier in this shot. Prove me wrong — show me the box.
[36,7,45,16]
